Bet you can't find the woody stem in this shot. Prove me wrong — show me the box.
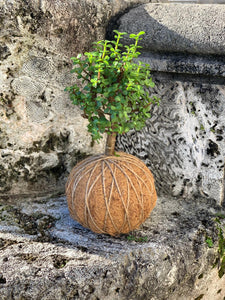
[105,132,116,156]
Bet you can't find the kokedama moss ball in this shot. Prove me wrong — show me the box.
[66,152,157,236]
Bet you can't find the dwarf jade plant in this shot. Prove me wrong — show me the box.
[65,30,159,155]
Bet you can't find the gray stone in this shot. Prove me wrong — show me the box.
[0,0,153,199]
[1,2,225,297]
[118,4,225,55]
[2,0,224,202]
[137,52,225,78]
[117,80,225,205]
[0,195,225,299]
[166,0,225,3]
[117,3,225,205]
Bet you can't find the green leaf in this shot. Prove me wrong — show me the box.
[138,31,145,36]
[206,237,214,248]
[104,108,110,114]
[83,86,90,91]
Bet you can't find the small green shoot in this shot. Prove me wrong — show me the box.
[214,213,225,219]
[205,237,214,248]
[215,217,225,278]
[206,215,225,278]
[127,235,148,243]
[200,124,205,131]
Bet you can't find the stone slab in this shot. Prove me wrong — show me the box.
[0,195,225,299]
[118,4,225,55]
[138,52,225,78]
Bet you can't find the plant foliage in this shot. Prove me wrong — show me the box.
[206,215,225,278]
[65,30,159,141]
[214,217,225,278]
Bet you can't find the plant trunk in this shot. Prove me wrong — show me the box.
[105,133,116,156]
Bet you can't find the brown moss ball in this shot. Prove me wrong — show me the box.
[66,152,157,236]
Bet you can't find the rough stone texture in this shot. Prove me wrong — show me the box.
[1,1,224,202]
[117,80,225,204]
[0,0,153,199]
[117,4,225,205]
[138,52,225,78]
[0,195,225,300]
[161,0,225,2]
[1,2,225,298]
[118,4,225,55]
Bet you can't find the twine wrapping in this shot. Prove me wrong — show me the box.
[66,152,157,236]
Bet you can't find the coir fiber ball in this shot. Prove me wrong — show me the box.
[66,152,157,236]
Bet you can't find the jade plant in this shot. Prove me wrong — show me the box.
[65,30,159,155]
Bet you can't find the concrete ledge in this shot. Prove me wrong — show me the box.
[0,196,225,299]
[138,52,225,78]
[118,4,225,55]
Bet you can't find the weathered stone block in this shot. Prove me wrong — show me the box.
[117,4,225,205]
[0,195,225,299]
[1,0,153,198]
[1,1,225,299]
[117,4,225,55]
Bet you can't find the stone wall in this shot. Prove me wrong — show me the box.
[116,4,225,205]
[1,1,224,204]
[0,0,152,199]
[1,2,225,299]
